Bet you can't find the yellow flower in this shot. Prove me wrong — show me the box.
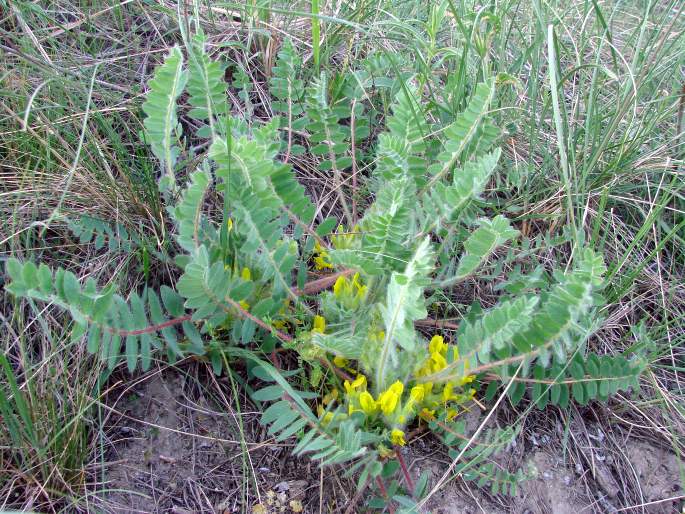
[378,381,404,415]
[359,391,377,415]
[446,408,459,421]
[333,356,348,368]
[460,374,476,386]
[344,374,367,395]
[430,351,448,373]
[320,411,334,426]
[417,335,453,378]
[378,445,395,459]
[227,218,234,231]
[455,357,475,385]
[351,273,368,300]
[238,300,250,311]
[371,330,385,342]
[418,335,477,395]
[390,429,406,446]
[322,388,339,406]
[312,315,326,334]
[331,224,357,250]
[271,299,294,330]
[397,385,427,423]
[429,335,447,356]
[241,267,252,281]
[442,382,457,403]
[313,241,333,270]
[317,404,335,425]
[409,386,425,403]
[333,275,347,298]
[379,392,399,415]
[390,381,404,396]
[333,273,367,308]
[419,408,436,421]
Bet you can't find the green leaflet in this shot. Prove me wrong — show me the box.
[269,161,316,227]
[209,117,315,228]
[176,245,255,323]
[67,214,141,254]
[312,332,364,360]
[358,177,415,272]
[210,130,274,192]
[375,83,429,184]
[436,423,526,496]
[305,72,356,224]
[425,79,496,189]
[306,72,352,172]
[449,215,519,284]
[5,258,186,372]
[246,352,371,467]
[420,249,608,386]
[186,33,227,138]
[520,353,645,409]
[464,296,540,363]
[374,238,435,393]
[510,248,606,366]
[425,295,539,384]
[329,249,384,276]
[141,46,187,191]
[173,167,212,252]
[386,83,429,156]
[270,38,307,125]
[423,148,501,232]
[231,189,299,303]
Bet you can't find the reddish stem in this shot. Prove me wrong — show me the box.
[414,318,460,330]
[295,268,355,296]
[375,476,396,514]
[104,272,459,342]
[395,448,415,493]
[226,298,292,342]
[114,314,192,337]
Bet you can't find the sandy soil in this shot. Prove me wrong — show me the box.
[101,370,684,514]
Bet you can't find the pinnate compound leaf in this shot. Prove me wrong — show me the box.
[142,46,188,190]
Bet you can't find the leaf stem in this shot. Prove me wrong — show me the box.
[375,476,396,514]
[395,449,415,493]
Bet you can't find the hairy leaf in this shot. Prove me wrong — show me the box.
[142,46,188,191]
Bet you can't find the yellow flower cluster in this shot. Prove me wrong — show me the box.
[415,335,476,420]
[331,335,477,447]
[330,224,357,250]
[315,330,477,449]
[342,375,427,447]
[312,225,357,271]
[333,272,367,309]
[313,241,333,270]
